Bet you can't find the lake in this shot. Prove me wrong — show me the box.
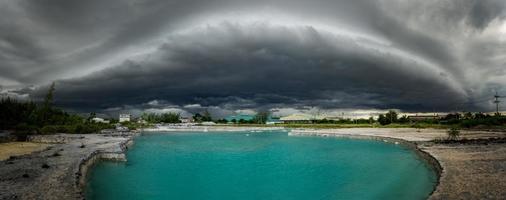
[86,131,437,200]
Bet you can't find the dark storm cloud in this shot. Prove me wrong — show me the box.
[28,23,467,112]
[1,0,505,114]
[466,0,506,30]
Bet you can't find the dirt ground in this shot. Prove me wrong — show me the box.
[0,142,52,161]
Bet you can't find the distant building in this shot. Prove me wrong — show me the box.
[406,113,442,121]
[279,113,314,123]
[180,117,194,123]
[119,114,131,122]
[266,116,282,124]
[91,117,110,123]
[201,121,216,125]
[485,111,506,116]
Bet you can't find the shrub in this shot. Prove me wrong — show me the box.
[447,127,460,140]
[40,125,59,134]
[13,123,39,140]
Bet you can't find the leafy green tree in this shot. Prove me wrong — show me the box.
[368,117,375,124]
[141,112,181,123]
[385,110,398,124]
[463,112,473,119]
[398,115,409,123]
[378,114,389,125]
[193,113,203,122]
[87,112,97,122]
[201,110,212,121]
[160,113,181,123]
[254,111,269,124]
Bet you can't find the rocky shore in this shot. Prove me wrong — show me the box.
[1,127,505,200]
[0,132,138,200]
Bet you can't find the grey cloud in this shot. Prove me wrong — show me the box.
[467,0,506,30]
[28,22,470,112]
[0,0,505,114]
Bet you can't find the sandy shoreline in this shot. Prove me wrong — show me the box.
[1,127,505,199]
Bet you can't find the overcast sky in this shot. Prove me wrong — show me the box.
[1,0,505,117]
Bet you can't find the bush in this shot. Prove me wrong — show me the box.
[411,123,422,129]
[447,127,460,140]
[378,114,390,125]
[14,123,39,135]
[40,125,59,134]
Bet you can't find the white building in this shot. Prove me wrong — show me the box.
[119,114,131,122]
[201,121,216,125]
[91,117,110,123]
[180,117,194,123]
[279,113,314,123]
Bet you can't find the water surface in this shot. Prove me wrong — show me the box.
[86,131,437,200]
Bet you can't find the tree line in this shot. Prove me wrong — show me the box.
[0,83,113,137]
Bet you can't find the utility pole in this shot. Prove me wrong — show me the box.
[494,92,501,115]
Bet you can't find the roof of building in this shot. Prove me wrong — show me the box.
[280,113,313,121]
[267,116,282,123]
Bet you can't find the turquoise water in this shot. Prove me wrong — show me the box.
[86,131,437,200]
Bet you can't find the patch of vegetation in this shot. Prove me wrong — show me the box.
[447,127,460,140]
[192,110,213,122]
[141,112,181,123]
[0,82,115,137]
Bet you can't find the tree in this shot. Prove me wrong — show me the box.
[43,82,55,109]
[87,112,96,122]
[378,114,389,125]
[160,113,181,123]
[463,112,473,120]
[385,110,398,124]
[474,112,486,119]
[201,110,212,122]
[368,117,375,124]
[141,112,180,123]
[193,113,203,122]
[35,82,57,126]
[254,111,269,124]
[398,115,409,123]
